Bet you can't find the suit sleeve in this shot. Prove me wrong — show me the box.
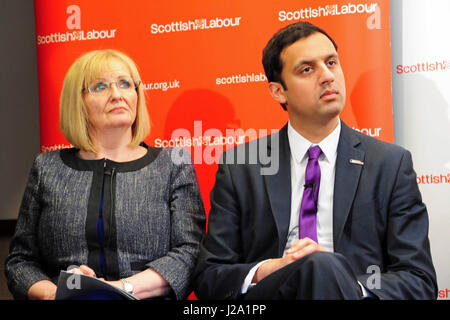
[146,148,206,300]
[193,162,259,300]
[357,150,438,299]
[5,156,53,300]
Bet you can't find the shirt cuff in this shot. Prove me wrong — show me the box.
[241,259,271,294]
[358,281,375,299]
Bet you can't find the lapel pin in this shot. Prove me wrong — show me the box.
[350,159,364,165]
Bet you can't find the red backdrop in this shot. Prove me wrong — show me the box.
[34,0,392,299]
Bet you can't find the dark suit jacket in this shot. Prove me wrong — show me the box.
[193,121,437,300]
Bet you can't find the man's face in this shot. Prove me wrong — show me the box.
[271,32,346,127]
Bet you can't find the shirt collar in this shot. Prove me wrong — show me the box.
[287,119,341,164]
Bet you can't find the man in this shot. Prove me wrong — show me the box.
[193,21,437,299]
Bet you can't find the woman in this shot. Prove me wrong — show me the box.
[5,49,206,300]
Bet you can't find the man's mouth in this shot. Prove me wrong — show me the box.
[320,89,339,99]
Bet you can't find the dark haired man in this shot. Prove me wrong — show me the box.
[194,22,437,300]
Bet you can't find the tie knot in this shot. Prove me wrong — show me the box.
[308,145,322,160]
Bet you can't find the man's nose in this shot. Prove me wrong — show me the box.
[319,64,335,85]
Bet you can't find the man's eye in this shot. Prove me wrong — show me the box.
[118,79,132,89]
[301,67,312,74]
[92,82,108,92]
[328,60,337,66]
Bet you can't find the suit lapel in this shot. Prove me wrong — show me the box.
[263,124,292,256]
[333,122,365,247]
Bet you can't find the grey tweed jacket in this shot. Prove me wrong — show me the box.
[5,145,206,300]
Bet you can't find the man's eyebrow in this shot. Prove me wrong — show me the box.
[293,53,339,71]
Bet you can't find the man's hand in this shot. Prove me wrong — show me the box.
[285,237,327,260]
[252,237,327,283]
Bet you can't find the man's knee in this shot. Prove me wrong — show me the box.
[291,252,361,299]
[288,251,358,283]
[298,251,346,272]
[245,252,360,299]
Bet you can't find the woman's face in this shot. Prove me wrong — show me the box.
[83,58,138,134]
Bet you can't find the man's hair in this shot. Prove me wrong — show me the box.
[262,21,338,110]
[59,49,150,152]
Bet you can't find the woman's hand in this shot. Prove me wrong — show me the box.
[68,265,172,299]
[68,265,103,279]
[27,280,57,300]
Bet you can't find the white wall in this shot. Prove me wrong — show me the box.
[391,0,450,299]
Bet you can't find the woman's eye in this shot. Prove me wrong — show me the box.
[92,82,107,92]
[118,79,132,89]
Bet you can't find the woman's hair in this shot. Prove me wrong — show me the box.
[59,49,150,152]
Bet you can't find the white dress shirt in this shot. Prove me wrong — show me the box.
[285,120,340,253]
[241,119,341,294]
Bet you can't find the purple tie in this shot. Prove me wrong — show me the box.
[299,145,322,242]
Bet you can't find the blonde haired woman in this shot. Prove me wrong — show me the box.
[5,49,205,300]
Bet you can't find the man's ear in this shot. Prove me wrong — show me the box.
[268,82,287,105]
